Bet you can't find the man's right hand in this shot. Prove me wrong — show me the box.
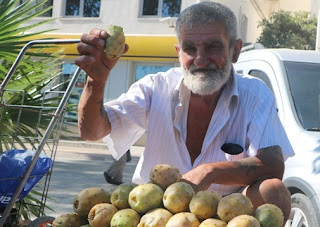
[75,28,129,84]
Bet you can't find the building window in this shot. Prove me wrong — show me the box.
[64,0,100,17]
[19,0,53,17]
[134,63,173,81]
[61,63,87,122]
[141,0,181,17]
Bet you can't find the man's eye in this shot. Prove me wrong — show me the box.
[184,47,196,53]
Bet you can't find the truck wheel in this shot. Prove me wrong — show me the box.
[285,193,318,227]
[28,216,55,227]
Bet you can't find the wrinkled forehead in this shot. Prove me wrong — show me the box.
[178,22,229,45]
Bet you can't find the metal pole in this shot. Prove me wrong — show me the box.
[0,39,80,227]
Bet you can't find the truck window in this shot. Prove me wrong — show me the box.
[248,70,274,94]
[248,70,278,112]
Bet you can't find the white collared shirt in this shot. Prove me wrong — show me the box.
[104,67,294,195]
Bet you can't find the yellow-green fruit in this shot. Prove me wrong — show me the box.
[217,193,254,223]
[165,212,200,227]
[88,203,118,227]
[189,190,222,220]
[150,164,182,190]
[137,208,173,227]
[226,214,261,227]
[111,208,141,227]
[104,25,125,59]
[111,182,138,209]
[73,187,111,218]
[128,183,164,214]
[52,213,83,227]
[254,203,284,227]
[163,182,195,214]
[199,218,227,227]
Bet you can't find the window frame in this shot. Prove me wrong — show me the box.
[19,0,53,17]
[139,0,181,18]
[62,0,101,18]
[131,61,177,84]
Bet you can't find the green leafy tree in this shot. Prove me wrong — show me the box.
[257,10,317,50]
[0,0,74,224]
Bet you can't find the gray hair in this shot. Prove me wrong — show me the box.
[176,1,238,46]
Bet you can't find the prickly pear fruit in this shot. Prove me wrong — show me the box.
[110,208,140,227]
[226,214,261,227]
[111,182,138,209]
[254,203,284,227]
[166,212,200,227]
[88,203,118,227]
[52,213,83,227]
[189,190,222,220]
[199,218,227,227]
[104,25,125,59]
[137,208,173,227]
[150,164,182,190]
[163,182,195,214]
[73,187,111,218]
[128,183,164,214]
[217,193,254,223]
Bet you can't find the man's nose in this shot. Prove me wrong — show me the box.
[194,48,209,67]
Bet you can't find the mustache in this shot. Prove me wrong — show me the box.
[189,64,218,74]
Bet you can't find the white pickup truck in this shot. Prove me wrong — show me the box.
[234,47,320,227]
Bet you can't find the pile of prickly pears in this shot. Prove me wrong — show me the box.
[52,163,284,227]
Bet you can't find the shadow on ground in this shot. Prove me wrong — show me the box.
[44,154,139,217]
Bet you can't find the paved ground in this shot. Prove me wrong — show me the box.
[43,140,144,217]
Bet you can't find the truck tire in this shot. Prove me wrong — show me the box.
[28,216,55,227]
[286,193,318,227]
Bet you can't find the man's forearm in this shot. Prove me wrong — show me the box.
[78,78,111,141]
[211,146,285,186]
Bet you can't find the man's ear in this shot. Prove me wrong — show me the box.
[174,44,180,56]
[232,39,243,63]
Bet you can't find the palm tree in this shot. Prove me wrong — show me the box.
[0,0,75,224]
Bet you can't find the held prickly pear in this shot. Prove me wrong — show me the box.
[104,25,125,59]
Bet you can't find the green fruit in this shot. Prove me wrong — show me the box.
[189,190,222,220]
[254,203,284,227]
[128,183,164,214]
[110,208,140,227]
[150,163,182,190]
[52,213,83,227]
[137,208,172,227]
[73,187,111,218]
[104,25,125,59]
[199,218,227,227]
[111,183,138,209]
[217,193,254,223]
[88,203,118,227]
[226,214,260,227]
[163,182,195,214]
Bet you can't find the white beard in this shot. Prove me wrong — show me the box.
[182,58,233,96]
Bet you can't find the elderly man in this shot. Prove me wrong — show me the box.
[75,1,294,222]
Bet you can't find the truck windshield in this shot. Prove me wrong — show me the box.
[284,61,320,131]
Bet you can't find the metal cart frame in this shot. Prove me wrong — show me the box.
[0,39,81,226]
